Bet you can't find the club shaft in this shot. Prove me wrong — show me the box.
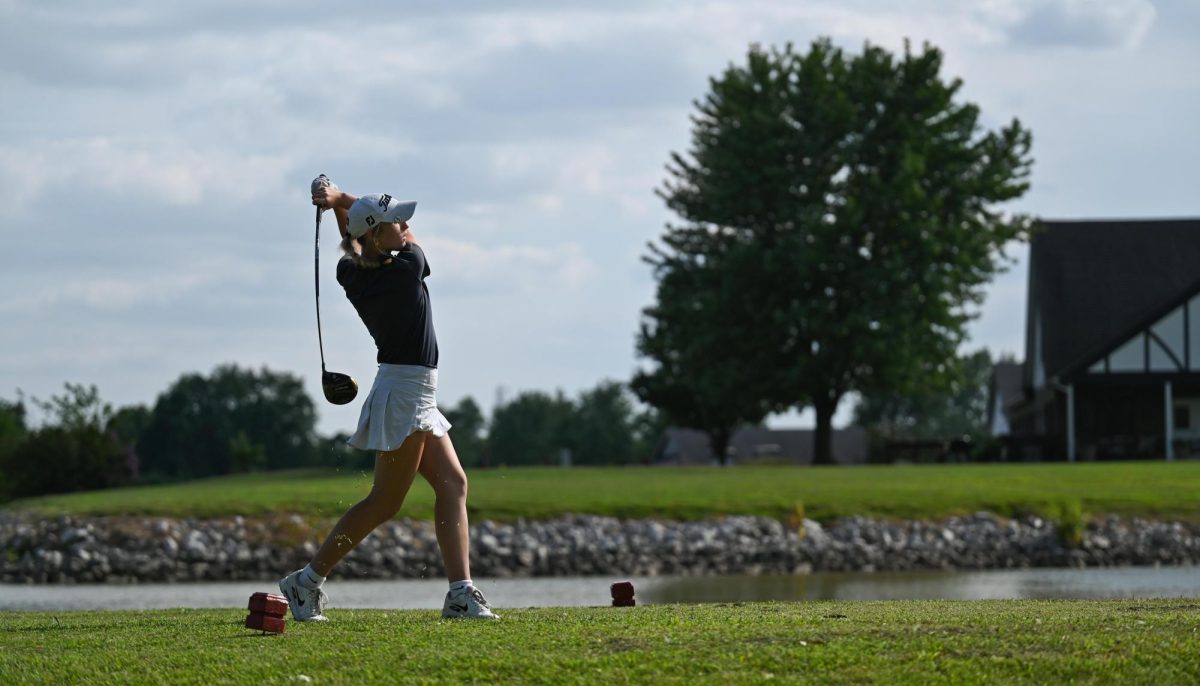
[315,206,328,373]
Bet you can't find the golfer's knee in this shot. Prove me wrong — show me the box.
[437,470,468,502]
[361,492,402,523]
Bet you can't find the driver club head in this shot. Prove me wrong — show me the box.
[322,371,358,405]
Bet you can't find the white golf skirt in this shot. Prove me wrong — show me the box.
[347,364,452,451]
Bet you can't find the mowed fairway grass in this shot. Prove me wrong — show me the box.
[6,461,1200,522]
[2,600,1198,685]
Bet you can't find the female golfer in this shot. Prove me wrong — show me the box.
[279,177,498,621]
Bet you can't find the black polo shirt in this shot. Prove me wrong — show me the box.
[336,243,438,368]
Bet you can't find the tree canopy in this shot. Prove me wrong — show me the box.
[570,381,639,466]
[487,390,575,467]
[487,382,651,466]
[0,385,131,499]
[638,38,1033,464]
[854,348,994,443]
[632,251,772,464]
[138,364,319,479]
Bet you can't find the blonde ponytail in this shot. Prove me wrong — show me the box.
[339,235,381,269]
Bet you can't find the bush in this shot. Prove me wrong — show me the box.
[0,400,28,501]
[229,431,267,473]
[1050,499,1086,548]
[1,425,131,499]
[0,385,133,499]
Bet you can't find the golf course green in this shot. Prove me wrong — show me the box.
[5,462,1198,683]
[3,600,1197,684]
[7,461,1200,522]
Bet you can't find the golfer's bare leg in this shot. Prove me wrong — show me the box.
[418,434,471,582]
[309,431,428,577]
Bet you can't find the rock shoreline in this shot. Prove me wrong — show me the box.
[2,512,1197,584]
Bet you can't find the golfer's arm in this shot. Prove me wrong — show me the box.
[333,206,350,238]
[331,192,356,238]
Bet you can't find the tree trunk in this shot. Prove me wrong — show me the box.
[709,428,732,466]
[812,394,840,466]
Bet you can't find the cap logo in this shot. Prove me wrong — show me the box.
[378,194,392,208]
[364,216,376,227]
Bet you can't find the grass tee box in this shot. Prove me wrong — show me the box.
[7,461,1200,522]
[1,600,1197,685]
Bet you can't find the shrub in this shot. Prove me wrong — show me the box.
[1,425,131,498]
[1049,499,1086,548]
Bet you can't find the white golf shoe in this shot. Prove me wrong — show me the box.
[279,569,329,622]
[442,585,500,620]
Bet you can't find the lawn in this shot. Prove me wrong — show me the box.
[6,461,1200,523]
[1,600,1196,684]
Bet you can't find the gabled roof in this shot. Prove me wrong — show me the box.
[1025,218,1200,384]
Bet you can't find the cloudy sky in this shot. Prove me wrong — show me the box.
[1,0,1197,435]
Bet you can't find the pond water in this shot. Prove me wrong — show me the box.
[2,566,1197,612]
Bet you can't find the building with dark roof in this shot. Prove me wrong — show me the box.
[993,218,1200,460]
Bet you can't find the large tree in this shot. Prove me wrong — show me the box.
[138,364,319,479]
[568,381,638,466]
[643,39,1033,464]
[487,390,574,467]
[633,247,773,464]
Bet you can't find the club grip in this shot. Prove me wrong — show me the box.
[312,174,334,208]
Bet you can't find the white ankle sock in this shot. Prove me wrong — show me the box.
[449,579,472,593]
[300,565,326,589]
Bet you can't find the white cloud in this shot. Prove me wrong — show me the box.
[0,137,294,208]
[485,138,665,216]
[0,256,267,313]
[425,236,598,295]
[560,145,615,196]
[980,0,1157,50]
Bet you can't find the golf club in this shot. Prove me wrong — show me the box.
[313,176,358,405]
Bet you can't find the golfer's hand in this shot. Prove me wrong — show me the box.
[312,185,344,211]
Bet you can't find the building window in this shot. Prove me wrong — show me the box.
[1108,334,1144,372]
[1190,294,1200,370]
[1150,337,1182,371]
[1175,405,1191,430]
[1150,306,1186,371]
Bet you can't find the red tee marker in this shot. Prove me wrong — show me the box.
[610,580,636,607]
[245,592,288,634]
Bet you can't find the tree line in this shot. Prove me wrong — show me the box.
[0,366,665,502]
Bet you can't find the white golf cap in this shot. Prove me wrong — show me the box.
[346,193,417,238]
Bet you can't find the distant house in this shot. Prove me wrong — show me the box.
[987,360,1024,438]
[991,218,1200,460]
[653,426,868,465]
